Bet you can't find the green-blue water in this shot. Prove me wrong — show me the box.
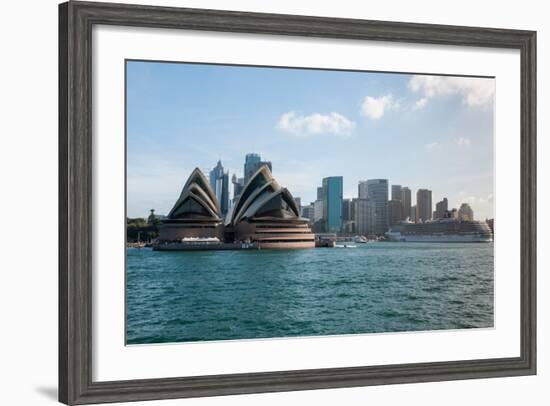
[126,243,494,344]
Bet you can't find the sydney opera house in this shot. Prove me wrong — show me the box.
[158,168,225,241]
[157,165,315,249]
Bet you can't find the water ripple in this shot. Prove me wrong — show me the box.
[126,242,494,344]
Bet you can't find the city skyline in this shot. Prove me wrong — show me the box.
[127,61,494,219]
[135,152,486,225]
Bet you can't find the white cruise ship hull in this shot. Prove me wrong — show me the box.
[385,231,492,243]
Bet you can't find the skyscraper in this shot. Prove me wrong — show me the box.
[243,153,260,183]
[416,189,432,223]
[313,199,324,223]
[322,176,343,233]
[209,160,229,216]
[342,198,354,222]
[294,197,302,214]
[243,153,272,184]
[231,174,244,203]
[365,179,389,234]
[301,204,314,222]
[434,197,448,220]
[313,185,325,230]
[391,185,402,201]
[355,198,374,236]
[342,198,356,235]
[358,181,368,199]
[317,186,325,201]
[388,199,403,226]
[401,187,412,221]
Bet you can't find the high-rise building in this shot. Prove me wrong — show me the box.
[313,183,326,230]
[294,197,302,214]
[317,186,325,201]
[416,189,432,223]
[358,181,368,199]
[243,153,272,184]
[411,205,417,223]
[301,204,314,222]
[401,187,412,221]
[231,174,244,203]
[458,203,474,221]
[388,199,403,226]
[391,185,402,201]
[342,198,356,235]
[355,198,374,236]
[209,160,229,216]
[434,197,448,220]
[322,176,343,233]
[313,199,324,223]
[342,198,355,221]
[365,179,389,234]
[243,153,260,183]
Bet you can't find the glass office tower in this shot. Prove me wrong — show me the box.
[322,176,343,233]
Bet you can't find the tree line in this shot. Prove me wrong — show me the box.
[126,211,162,242]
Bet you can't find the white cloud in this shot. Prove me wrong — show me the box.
[360,94,399,120]
[413,97,428,110]
[456,137,471,146]
[277,111,355,136]
[408,75,495,109]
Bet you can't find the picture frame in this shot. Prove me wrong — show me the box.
[59,1,536,404]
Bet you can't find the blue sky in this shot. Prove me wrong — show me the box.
[126,60,495,220]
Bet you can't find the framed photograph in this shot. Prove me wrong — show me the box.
[59,1,536,404]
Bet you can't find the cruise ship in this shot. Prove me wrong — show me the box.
[385,219,493,243]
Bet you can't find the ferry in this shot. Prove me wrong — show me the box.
[385,219,493,243]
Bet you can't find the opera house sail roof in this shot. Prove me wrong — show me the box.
[167,168,221,221]
[158,168,224,242]
[230,165,315,249]
[157,165,314,249]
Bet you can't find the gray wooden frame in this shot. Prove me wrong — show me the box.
[59,1,537,404]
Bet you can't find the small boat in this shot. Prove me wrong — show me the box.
[335,244,357,248]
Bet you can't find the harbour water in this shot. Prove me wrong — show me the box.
[126,242,494,344]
